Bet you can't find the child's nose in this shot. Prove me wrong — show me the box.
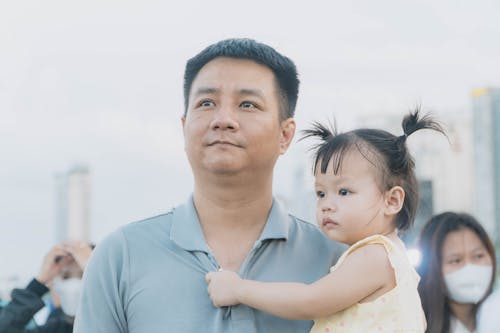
[321,201,337,212]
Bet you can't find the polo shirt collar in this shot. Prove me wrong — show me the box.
[258,198,290,242]
[170,196,290,252]
[170,196,210,253]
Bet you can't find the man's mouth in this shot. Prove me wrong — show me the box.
[208,140,240,147]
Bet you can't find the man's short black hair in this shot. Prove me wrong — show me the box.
[183,38,299,120]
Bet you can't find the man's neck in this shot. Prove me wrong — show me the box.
[193,178,273,230]
[192,175,274,271]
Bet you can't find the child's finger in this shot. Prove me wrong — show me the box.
[205,272,212,283]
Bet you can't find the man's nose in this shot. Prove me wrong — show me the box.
[209,106,239,131]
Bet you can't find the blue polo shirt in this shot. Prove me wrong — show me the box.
[74,197,343,333]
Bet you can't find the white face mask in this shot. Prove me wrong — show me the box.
[444,264,492,304]
[53,277,82,317]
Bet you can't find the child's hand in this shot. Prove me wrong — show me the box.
[205,269,242,307]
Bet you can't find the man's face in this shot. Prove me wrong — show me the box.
[182,57,294,177]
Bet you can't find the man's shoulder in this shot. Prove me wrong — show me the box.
[121,210,174,235]
[94,210,175,256]
[287,214,323,237]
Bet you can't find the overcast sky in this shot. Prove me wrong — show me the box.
[1,0,499,281]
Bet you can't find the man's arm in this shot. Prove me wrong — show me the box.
[207,244,394,320]
[73,230,129,333]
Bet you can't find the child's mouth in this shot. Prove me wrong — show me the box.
[322,217,339,227]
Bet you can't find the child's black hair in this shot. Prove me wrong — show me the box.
[301,108,446,231]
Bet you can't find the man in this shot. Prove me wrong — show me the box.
[0,242,93,333]
[74,38,342,332]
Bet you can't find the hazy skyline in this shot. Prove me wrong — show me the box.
[1,0,499,280]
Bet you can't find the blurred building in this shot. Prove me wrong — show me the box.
[54,165,91,242]
[472,88,500,242]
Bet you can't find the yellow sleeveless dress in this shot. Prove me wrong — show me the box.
[310,235,426,333]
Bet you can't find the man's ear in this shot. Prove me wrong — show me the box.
[384,186,405,217]
[181,115,187,138]
[279,118,296,154]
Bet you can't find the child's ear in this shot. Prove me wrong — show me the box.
[384,186,405,217]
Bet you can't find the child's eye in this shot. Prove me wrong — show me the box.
[316,191,325,198]
[338,189,351,196]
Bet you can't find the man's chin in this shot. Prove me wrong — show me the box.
[208,165,243,176]
[202,157,245,173]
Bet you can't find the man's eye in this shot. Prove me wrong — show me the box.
[316,191,325,198]
[240,101,256,108]
[338,189,350,196]
[199,100,215,108]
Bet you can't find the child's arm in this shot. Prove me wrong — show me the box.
[205,243,395,320]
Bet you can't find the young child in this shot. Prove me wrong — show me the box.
[205,109,446,332]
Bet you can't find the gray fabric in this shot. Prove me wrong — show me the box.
[74,197,343,333]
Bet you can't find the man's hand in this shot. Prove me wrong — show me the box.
[36,245,72,285]
[205,270,242,307]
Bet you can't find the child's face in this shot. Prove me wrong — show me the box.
[315,148,388,245]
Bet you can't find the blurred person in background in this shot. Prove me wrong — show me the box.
[0,242,93,333]
[417,212,496,333]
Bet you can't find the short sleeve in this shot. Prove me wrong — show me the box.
[73,229,130,333]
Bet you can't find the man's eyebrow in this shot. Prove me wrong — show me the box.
[238,88,265,99]
[192,87,265,100]
[192,87,219,98]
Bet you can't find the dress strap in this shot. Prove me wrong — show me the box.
[344,234,395,257]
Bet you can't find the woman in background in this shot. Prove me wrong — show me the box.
[418,212,496,333]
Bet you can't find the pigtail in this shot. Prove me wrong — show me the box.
[300,119,344,175]
[388,107,447,231]
[401,107,447,140]
[300,120,337,143]
[394,107,447,170]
